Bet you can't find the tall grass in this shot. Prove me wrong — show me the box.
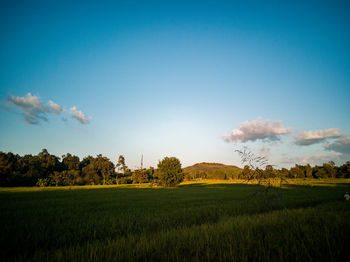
[0,180,349,261]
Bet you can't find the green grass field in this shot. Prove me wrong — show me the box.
[1,179,350,261]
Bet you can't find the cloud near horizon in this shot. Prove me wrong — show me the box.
[7,93,89,125]
[259,145,271,158]
[223,119,291,143]
[323,135,350,155]
[294,128,343,145]
[281,152,342,166]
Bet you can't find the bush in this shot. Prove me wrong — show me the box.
[157,157,184,187]
[36,178,50,187]
[103,178,115,185]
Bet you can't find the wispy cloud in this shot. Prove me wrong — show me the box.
[259,146,271,158]
[7,93,90,125]
[294,128,342,145]
[69,106,90,124]
[281,152,342,165]
[223,119,291,143]
[323,135,350,155]
[7,93,62,124]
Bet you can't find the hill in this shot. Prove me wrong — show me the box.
[183,162,242,180]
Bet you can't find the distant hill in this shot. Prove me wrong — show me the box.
[183,162,242,180]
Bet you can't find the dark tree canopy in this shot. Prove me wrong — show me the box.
[62,153,80,170]
[81,155,115,185]
[157,157,184,187]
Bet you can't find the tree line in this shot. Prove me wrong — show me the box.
[0,149,184,187]
[0,149,349,187]
[184,162,350,181]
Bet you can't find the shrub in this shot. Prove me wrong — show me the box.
[36,178,50,187]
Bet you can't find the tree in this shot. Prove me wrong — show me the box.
[81,155,115,185]
[264,165,274,178]
[313,166,327,178]
[116,155,127,173]
[0,152,20,186]
[290,164,304,179]
[95,154,115,184]
[323,162,336,178]
[146,167,155,181]
[280,168,289,178]
[131,169,148,184]
[116,155,128,184]
[241,165,252,180]
[305,164,313,178]
[38,149,60,177]
[62,153,80,171]
[338,161,350,178]
[157,157,184,187]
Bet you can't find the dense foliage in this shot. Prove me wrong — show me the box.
[0,150,153,187]
[157,157,184,187]
[0,150,349,187]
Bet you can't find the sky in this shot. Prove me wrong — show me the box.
[0,0,350,169]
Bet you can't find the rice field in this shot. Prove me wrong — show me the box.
[1,179,349,261]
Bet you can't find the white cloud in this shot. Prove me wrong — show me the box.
[8,93,62,124]
[294,128,343,145]
[323,135,350,155]
[69,106,90,124]
[223,119,291,143]
[8,92,43,109]
[47,100,62,114]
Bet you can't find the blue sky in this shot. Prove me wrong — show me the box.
[1,0,350,169]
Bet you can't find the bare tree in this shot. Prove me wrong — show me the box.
[235,146,269,184]
[235,146,287,209]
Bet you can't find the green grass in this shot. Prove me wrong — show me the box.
[1,180,349,261]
